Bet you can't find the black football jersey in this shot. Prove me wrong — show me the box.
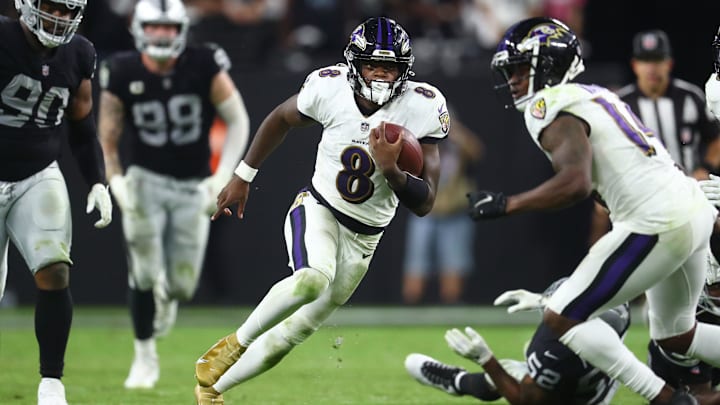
[525,323,621,405]
[100,44,229,179]
[0,16,96,181]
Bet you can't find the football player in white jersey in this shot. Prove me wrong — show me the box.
[192,17,449,403]
[468,17,720,405]
[98,0,250,390]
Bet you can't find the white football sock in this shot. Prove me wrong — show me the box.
[235,268,330,346]
[559,318,665,400]
[686,322,720,366]
[134,337,157,357]
[215,324,294,392]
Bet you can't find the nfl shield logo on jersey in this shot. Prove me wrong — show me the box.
[361,122,370,132]
[129,81,145,95]
[41,65,50,76]
[532,98,547,119]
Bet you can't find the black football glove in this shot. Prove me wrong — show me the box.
[467,190,507,220]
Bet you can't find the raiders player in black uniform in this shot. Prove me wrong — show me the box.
[406,279,630,405]
[0,0,112,404]
[97,0,249,390]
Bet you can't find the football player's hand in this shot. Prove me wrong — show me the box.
[109,175,132,212]
[86,183,112,228]
[467,190,507,220]
[699,174,720,207]
[493,289,545,313]
[445,327,493,365]
[369,122,403,173]
[706,73,720,120]
[212,175,250,221]
[199,169,232,215]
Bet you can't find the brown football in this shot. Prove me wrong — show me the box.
[382,122,423,177]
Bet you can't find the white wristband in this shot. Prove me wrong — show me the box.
[234,160,258,183]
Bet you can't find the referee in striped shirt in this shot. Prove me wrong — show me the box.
[589,29,720,245]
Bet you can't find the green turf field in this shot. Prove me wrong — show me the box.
[0,306,650,404]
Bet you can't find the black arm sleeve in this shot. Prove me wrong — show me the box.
[67,113,106,187]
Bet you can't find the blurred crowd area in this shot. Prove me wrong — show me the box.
[0,0,586,76]
[1,1,717,86]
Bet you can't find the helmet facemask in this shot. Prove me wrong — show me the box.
[15,0,86,48]
[345,50,413,106]
[344,17,415,107]
[698,252,720,317]
[131,0,189,61]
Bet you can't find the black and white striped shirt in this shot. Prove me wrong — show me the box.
[617,78,720,173]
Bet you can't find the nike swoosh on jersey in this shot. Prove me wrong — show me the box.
[544,350,559,360]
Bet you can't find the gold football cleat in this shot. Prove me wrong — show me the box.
[195,333,246,387]
[195,384,224,405]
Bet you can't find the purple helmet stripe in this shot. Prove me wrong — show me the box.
[562,233,658,321]
[386,18,393,50]
[290,205,308,270]
[375,17,383,50]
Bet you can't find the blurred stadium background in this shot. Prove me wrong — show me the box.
[1,0,718,307]
[1,1,719,402]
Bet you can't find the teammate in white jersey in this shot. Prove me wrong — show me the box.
[468,17,720,404]
[192,17,449,404]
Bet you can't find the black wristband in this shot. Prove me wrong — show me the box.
[67,113,106,187]
[394,173,429,210]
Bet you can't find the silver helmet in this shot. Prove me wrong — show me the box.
[131,0,189,60]
[698,252,720,317]
[14,0,86,48]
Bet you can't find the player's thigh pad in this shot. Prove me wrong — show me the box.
[646,210,714,339]
[164,183,209,300]
[7,162,71,272]
[122,166,168,289]
[284,190,339,281]
[0,242,8,301]
[331,225,381,306]
[547,217,710,322]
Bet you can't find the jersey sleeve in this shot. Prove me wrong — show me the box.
[75,35,97,80]
[524,84,591,145]
[296,66,346,125]
[98,54,123,96]
[525,324,584,395]
[202,43,232,75]
[413,84,450,144]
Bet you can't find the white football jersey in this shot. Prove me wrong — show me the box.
[524,83,710,233]
[296,64,449,228]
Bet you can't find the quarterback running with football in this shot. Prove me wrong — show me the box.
[467,17,720,404]
[0,0,112,403]
[193,17,449,404]
[98,0,250,390]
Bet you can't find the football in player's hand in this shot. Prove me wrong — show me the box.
[382,122,424,176]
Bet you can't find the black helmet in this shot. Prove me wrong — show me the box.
[344,17,414,106]
[491,17,584,110]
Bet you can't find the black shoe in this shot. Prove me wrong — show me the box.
[405,353,465,396]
